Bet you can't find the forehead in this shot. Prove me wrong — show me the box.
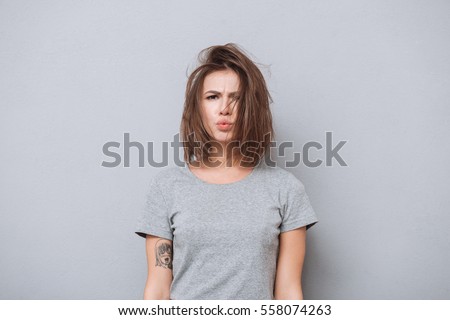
[202,69,240,91]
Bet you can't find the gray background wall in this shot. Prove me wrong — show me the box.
[1,0,449,299]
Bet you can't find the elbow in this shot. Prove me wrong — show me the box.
[143,292,170,300]
[143,285,170,300]
[274,285,303,300]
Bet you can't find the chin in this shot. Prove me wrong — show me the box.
[211,132,234,143]
[214,137,234,144]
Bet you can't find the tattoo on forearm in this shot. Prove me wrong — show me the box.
[155,239,173,269]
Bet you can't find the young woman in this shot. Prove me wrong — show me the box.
[135,43,318,300]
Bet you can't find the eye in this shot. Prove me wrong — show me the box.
[206,95,218,100]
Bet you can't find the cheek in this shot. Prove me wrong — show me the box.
[201,107,215,124]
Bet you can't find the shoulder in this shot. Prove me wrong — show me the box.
[259,161,306,191]
[152,165,182,179]
[147,165,185,191]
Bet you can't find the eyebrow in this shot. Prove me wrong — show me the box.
[203,90,240,96]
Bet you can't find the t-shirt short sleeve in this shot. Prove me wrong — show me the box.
[135,177,173,240]
[280,175,319,233]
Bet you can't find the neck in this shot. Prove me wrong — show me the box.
[202,140,239,168]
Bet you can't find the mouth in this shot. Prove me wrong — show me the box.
[216,122,233,131]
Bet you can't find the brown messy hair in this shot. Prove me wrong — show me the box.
[180,43,274,168]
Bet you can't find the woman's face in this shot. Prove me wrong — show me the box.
[200,69,240,143]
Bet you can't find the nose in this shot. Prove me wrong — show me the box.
[219,97,234,115]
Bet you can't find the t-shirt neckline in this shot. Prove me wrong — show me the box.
[183,160,261,187]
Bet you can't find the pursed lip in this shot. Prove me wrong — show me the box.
[216,120,233,125]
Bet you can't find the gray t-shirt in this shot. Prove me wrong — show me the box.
[135,159,319,300]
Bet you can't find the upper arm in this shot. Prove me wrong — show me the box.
[144,235,173,300]
[274,226,307,300]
